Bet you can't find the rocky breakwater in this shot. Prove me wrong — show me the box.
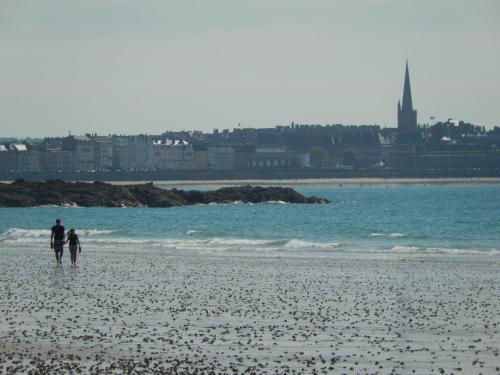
[0,180,330,207]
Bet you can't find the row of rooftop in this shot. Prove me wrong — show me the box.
[1,120,499,174]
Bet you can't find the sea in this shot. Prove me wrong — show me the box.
[1,182,499,261]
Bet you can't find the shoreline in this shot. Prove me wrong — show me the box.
[3,177,500,187]
[113,177,500,186]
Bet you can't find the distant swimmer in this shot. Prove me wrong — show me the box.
[66,228,81,267]
[50,218,65,265]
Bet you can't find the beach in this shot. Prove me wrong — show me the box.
[1,183,499,373]
[3,177,500,188]
[150,177,500,187]
[1,248,499,374]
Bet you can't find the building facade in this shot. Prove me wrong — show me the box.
[94,137,114,171]
[152,140,196,170]
[207,146,236,169]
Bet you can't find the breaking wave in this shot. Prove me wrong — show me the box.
[0,229,341,253]
[371,232,406,238]
[1,228,116,238]
[196,200,288,207]
[283,239,341,249]
[390,245,500,256]
[1,228,498,258]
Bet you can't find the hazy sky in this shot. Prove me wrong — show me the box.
[1,0,499,137]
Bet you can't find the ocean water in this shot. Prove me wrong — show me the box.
[1,183,499,260]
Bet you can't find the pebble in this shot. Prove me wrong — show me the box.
[0,250,499,373]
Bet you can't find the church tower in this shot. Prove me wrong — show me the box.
[397,60,418,131]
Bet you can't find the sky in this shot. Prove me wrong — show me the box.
[0,0,499,137]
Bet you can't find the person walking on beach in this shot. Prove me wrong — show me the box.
[65,228,81,266]
[50,218,65,265]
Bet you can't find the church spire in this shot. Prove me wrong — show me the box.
[397,59,418,132]
[402,60,413,111]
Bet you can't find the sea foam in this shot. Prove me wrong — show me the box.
[371,232,406,238]
[1,227,498,258]
[1,227,115,238]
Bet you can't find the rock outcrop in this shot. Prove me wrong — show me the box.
[0,180,330,207]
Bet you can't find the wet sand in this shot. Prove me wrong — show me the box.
[0,250,499,374]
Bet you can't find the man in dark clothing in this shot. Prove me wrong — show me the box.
[51,219,65,265]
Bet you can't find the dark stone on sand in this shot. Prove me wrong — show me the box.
[0,180,330,207]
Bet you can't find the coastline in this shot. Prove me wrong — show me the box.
[113,177,500,187]
[3,176,498,186]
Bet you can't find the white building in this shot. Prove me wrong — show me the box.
[10,143,40,172]
[94,136,113,171]
[74,137,96,172]
[112,136,129,170]
[152,140,196,170]
[112,135,153,171]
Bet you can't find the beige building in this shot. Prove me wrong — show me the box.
[152,140,196,170]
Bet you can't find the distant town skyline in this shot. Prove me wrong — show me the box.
[1,0,499,137]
